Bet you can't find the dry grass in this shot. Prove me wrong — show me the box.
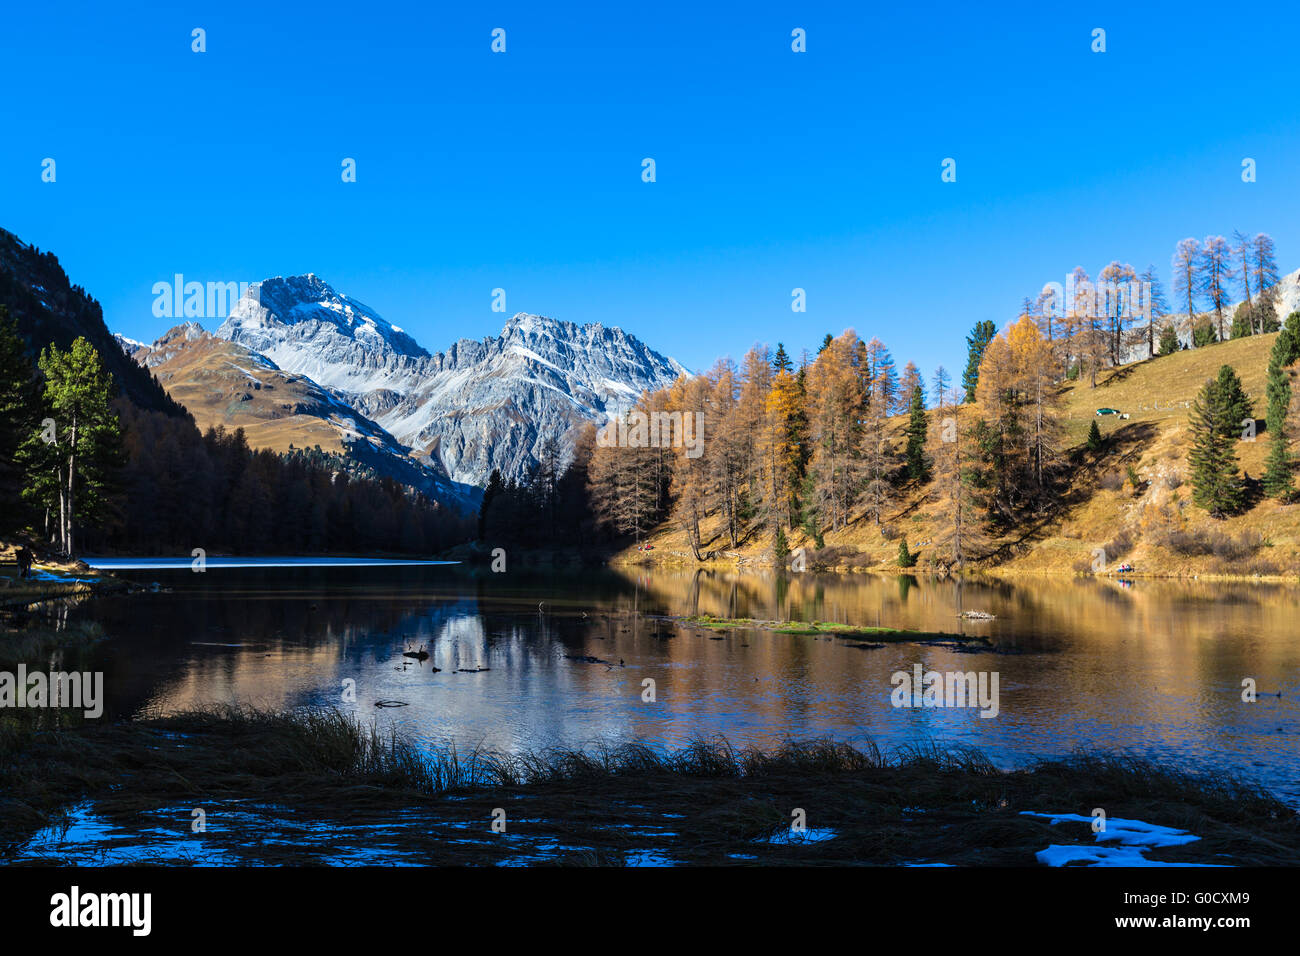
[0,620,107,670]
[142,331,349,454]
[1,707,1295,866]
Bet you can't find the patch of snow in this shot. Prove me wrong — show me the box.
[509,343,563,373]
[602,377,639,396]
[1020,812,1200,847]
[762,827,838,845]
[1021,811,1226,867]
[624,849,675,866]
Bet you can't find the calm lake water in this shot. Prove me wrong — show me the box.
[59,561,1300,806]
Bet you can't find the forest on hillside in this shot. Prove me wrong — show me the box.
[0,307,472,557]
[481,231,1300,569]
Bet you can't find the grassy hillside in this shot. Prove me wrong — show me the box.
[620,333,1300,579]
[138,324,354,454]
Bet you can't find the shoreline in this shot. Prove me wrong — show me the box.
[2,708,1295,867]
[608,550,1300,584]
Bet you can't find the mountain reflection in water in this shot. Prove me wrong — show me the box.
[61,562,1300,806]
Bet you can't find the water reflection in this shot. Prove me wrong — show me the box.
[65,564,1300,805]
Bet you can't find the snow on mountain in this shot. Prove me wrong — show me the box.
[112,333,149,357]
[211,276,687,487]
[218,275,431,398]
[377,311,687,487]
[120,321,473,508]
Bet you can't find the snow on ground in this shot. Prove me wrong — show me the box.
[224,361,262,381]
[1021,811,1227,867]
[762,827,838,845]
[27,569,85,583]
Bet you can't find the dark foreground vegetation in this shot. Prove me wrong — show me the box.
[1,707,1295,866]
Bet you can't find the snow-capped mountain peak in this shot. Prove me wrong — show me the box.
[209,279,686,487]
[216,275,431,398]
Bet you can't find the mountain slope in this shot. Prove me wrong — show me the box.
[215,277,686,486]
[129,322,393,455]
[122,322,472,507]
[0,227,184,416]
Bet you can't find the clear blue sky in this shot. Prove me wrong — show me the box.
[3,1,1297,380]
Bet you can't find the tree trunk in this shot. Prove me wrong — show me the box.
[66,412,77,556]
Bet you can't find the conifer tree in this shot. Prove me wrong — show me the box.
[772,343,793,374]
[1086,420,1104,454]
[20,337,124,554]
[1263,313,1300,498]
[1188,372,1244,517]
[1251,233,1281,334]
[479,468,504,539]
[1192,318,1217,348]
[1156,322,1180,356]
[904,383,928,481]
[1212,364,1253,438]
[962,320,997,403]
[0,307,40,535]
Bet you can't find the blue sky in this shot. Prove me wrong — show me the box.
[3,0,1298,381]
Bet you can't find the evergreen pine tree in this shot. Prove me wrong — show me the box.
[772,343,793,374]
[0,307,40,535]
[962,320,997,403]
[1263,315,1300,498]
[19,337,124,554]
[1086,420,1104,454]
[1230,302,1254,339]
[1192,318,1218,348]
[479,468,504,539]
[773,525,789,562]
[904,384,928,481]
[1156,322,1180,356]
[897,538,916,568]
[1213,364,1253,438]
[1188,374,1244,517]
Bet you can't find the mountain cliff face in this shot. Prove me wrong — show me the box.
[218,275,431,399]
[376,312,688,487]
[212,277,686,487]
